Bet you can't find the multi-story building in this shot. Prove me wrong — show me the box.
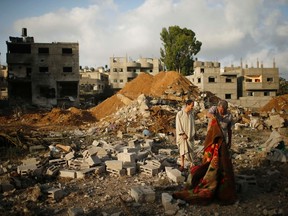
[79,67,110,106]
[109,56,164,90]
[187,59,279,108]
[6,28,80,108]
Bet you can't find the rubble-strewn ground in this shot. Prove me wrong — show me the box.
[0,71,288,216]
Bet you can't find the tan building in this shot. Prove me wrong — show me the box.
[6,28,80,108]
[187,60,279,108]
[109,56,164,90]
[80,67,109,94]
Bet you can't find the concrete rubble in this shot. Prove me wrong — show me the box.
[0,72,288,215]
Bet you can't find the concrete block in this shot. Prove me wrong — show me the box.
[162,193,178,213]
[105,160,123,170]
[29,145,46,153]
[84,155,101,166]
[64,152,75,161]
[126,167,136,176]
[117,152,137,163]
[165,167,185,183]
[140,164,159,176]
[49,158,67,166]
[76,168,97,179]
[130,186,155,203]
[46,165,59,176]
[94,164,106,175]
[47,187,65,200]
[106,167,126,176]
[59,169,76,178]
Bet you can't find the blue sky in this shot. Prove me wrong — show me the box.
[1,0,288,79]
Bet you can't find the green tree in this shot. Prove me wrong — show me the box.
[160,25,202,75]
[278,77,288,95]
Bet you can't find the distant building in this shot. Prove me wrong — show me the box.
[109,56,164,90]
[187,59,279,108]
[6,28,80,108]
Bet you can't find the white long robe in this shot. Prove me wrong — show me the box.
[175,108,195,163]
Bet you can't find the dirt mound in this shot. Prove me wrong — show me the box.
[90,71,199,120]
[260,94,288,112]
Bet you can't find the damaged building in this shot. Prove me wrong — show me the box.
[6,28,80,108]
[187,59,280,109]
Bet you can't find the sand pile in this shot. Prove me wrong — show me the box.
[260,94,288,113]
[89,71,199,120]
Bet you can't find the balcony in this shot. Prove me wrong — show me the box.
[126,62,141,67]
[244,82,278,90]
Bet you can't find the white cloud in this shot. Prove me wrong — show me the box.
[7,0,288,79]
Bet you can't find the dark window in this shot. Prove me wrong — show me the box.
[39,67,49,73]
[63,67,73,73]
[226,78,232,83]
[197,78,201,83]
[247,92,253,96]
[200,68,204,73]
[62,48,72,54]
[225,94,231,99]
[38,47,49,54]
[264,91,270,96]
[208,77,215,83]
[267,77,273,82]
[26,68,32,77]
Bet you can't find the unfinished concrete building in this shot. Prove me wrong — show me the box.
[187,60,279,108]
[109,56,164,90]
[6,28,80,108]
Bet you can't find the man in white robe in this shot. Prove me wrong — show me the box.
[175,100,196,171]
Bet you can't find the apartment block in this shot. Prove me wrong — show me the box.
[79,67,109,94]
[6,28,80,108]
[109,56,164,90]
[187,60,279,108]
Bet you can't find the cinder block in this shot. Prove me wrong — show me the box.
[126,167,136,176]
[47,187,65,200]
[64,152,75,161]
[105,160,123,170]
[59,169,76,178]
[76,168,97,179]
[162,193,178,212]
[49,158,67,166]
[165,167,185,183]
[46,165,59,176]
[117,152,137,163]
[130,186,155,203]
[84,155,101,166]
[140,164,159,176]
[106,167,126,176]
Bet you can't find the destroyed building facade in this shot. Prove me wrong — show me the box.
[6,28,80,108]
[109,56,164,90]
[187,60,280,108]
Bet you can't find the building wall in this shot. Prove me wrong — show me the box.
[187,60,280,109]
[109,56,164,89]
[187,61,238,100]
[6,28,80,108]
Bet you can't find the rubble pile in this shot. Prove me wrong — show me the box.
[0,72,288,215]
